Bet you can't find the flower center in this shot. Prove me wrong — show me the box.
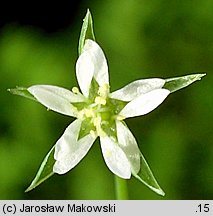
[76,84,115,137]
[73,83,126,139]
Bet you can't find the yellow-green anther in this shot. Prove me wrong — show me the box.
[72,87,80,94]
[98,83,110,98]
[116,115,125,121]
[95,96,106,105]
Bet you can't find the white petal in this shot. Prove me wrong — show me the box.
[28,85,85,116]
[53,119,96,174]
[76,48,94,97]
[76,39,109,96]
[100,136,131,179]
[116,121,140,174]
[110,78,165,101]
[120,89,170,118]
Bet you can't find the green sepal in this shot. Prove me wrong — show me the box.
[78,9,95,56]
[88,78,99,101]
[25,146,55,192]
[133,152,165,196]
[164,73,206,93]
[109,98,127,115]
[78,119,95,140]
[8,86,37,102]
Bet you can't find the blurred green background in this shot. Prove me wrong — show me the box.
[0,0,212,199]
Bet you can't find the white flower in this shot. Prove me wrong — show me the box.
[28,39,170,179]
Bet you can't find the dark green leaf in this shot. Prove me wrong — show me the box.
[133,152,165,196]
[8,86,37,102]
[78,9,95,55]
[164,73,206,93]
[25,146,55,192]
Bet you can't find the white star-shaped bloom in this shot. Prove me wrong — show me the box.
[28,39,170,179]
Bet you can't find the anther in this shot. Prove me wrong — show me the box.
[89,130,97,138]
[95,96,106,105]
[116,115,125,121]
[98,84,110,98]
[72,87,80,94]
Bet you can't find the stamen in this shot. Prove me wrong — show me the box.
[85,109,95,118]
[93,116,101,127]
[77,109,85,120]
[90,130,97,138]
[77,108,95,119]
[93,116,106,137]
[98,83,110,98]
[97,128,107,137]
[72,87,80,94]
[95,96,106,105]
[116,115,125,121]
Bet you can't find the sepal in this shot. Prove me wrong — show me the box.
[78,9,95,55]
[133,152,165,196]
[8,87,37,102]
[25,146,55,192]
[164,73,206,93]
